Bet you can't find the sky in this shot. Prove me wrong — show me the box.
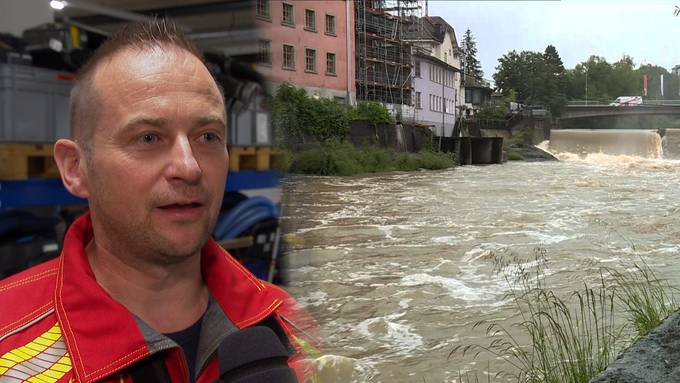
[428,1,680,82]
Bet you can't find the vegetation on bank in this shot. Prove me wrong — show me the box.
[273,140,455,176]
[452,249,678,383]
[271,83,394,145]
[270,83,455,176]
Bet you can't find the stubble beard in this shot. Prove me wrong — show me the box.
[87,185,219,268]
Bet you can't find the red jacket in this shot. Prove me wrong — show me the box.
[0,213,317,383]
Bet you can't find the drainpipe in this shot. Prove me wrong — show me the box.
[346,0,352,105]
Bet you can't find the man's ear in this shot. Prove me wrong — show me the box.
[54,139,90,199]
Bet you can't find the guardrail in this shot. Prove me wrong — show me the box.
[567,100,680,107]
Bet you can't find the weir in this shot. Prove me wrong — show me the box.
[548,129,663,158]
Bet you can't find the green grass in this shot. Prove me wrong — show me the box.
[452,250,678,383]
[288,140,455,176]
[606,262,678,336]
[507,149,525,161]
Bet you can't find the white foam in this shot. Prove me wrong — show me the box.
[400,273,494,301]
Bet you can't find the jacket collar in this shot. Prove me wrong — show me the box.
[54,212,282,382]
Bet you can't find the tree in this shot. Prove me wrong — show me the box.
[462,28,483,86]
[492,45,567,115]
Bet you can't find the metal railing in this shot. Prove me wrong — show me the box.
[567,99,680,107]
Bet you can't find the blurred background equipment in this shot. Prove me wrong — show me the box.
[0,0,285,283]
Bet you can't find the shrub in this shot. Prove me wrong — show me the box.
[394,153,421,171]
[507,149,525,161]
[350,101,395,126]
[417,149,456,170]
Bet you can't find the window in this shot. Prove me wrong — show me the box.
[325,14,336,35]
[305,9,316,31]
[282,3,294,25]
[283,44,295,69]
[305,48,316,72]
[258,40,271,65]
[415,60,420,77]
[256,0,270,19]
[326,52,336,75]
[415,91,421,109]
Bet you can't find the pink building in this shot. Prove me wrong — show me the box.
[256,0,356,104]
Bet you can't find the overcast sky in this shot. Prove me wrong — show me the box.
[428,1,680,81]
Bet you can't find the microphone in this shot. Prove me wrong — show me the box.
[216,326,298,383]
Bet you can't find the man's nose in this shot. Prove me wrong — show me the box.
[167,135,202,184]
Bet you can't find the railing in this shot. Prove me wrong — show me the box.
[567,99,680,107]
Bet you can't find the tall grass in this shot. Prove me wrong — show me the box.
[607,261,678,336]
[451,250,678,383]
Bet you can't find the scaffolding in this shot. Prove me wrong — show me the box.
[355,0,425,121]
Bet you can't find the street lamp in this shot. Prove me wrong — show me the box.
[585,67,588,106]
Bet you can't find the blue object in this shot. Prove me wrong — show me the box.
[213,196,278,240]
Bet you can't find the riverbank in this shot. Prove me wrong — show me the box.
[592,310,680,382]
[275,141,455,176]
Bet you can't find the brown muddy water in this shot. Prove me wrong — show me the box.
[281,134,680,382]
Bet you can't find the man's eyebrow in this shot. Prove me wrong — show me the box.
[122,116,168,130]
[196,115,226,127]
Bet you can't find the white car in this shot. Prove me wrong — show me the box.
[610,96,643,107]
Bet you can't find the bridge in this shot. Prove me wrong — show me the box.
[561,104,680,120]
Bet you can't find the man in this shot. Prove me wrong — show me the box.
[0,19,315,383]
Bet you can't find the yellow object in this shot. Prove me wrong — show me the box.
[70,26,80,49]
[0,322,73,382]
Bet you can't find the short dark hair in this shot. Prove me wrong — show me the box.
[70,18,209,153]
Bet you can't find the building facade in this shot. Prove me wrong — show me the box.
[406,16,464,137]
[256,0,355,104]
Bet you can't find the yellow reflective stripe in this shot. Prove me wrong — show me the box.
[0,323,72,382]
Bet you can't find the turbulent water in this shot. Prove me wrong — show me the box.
[281,134,680,382]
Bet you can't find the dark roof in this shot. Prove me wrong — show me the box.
[403,15,459,51]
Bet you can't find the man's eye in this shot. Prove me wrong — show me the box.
[139,133,159,144]
[201,132,222,143]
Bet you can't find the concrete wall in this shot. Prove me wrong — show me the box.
[257,0,355,104]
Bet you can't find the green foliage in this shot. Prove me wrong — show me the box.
[271,83,350,144]
[350,101,395,126]
[463,28,484,86]
[416,149,456,170]
[289,141,454,176]
[452,251,679,383]
[271,147,294,172]
[476,104,506,120]
[493,46,567,116]
[607,262,678,336]
[506,149,524,161]
[272,84,395,144]
[504,128,532,148]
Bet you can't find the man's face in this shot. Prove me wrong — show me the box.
[84,46,227,263]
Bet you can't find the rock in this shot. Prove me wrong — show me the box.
[590,311,680,383]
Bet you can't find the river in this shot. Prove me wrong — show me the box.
[281,132,680,382]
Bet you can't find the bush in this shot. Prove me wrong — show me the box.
[507,148,525,161]
[288,142,455,176]
[271,83,350,144]
[350,101,395,126]
[271,147,294,172]
[289,147,332,175]
[394,153,421,171]
[417,150,456,170]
